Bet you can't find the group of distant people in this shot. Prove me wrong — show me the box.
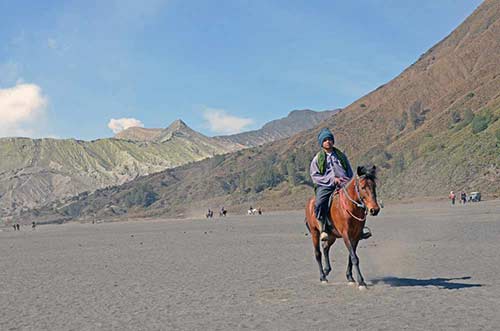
[247,206,263,215]
[206,207,227,218]
[12,223,20,231]
[205,206,263,218]
[449,191,474,205]
[11,222,36,231]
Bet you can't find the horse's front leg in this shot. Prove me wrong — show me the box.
[343,236,366,289]
[312,232,328,283]
[322,238,335,276]
[346,255,355,284]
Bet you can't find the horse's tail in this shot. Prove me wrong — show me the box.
[305,217,311,233]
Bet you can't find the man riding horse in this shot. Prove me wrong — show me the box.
[310,128,371,241]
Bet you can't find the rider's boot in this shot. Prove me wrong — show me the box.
[361,226,372,240]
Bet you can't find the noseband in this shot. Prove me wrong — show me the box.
[341,176,368,222]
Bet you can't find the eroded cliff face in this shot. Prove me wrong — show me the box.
[0,123,232,216]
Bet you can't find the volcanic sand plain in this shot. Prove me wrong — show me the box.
[1,200,499,330]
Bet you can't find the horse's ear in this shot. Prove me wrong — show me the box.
[371,165,377,178]
[357,166,365,176]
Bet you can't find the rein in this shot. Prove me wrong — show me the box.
[341,176,368,222]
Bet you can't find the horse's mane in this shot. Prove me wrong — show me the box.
[357,165,377,181]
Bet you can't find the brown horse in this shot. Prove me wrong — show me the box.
[305,165,380,289]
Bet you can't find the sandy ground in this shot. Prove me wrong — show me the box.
[1,200,500,331]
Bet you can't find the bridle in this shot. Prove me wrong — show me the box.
[341,175,369,222]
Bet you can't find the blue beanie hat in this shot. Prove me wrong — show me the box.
[318,128,334,146]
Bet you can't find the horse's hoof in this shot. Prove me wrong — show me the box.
[347,281,356,287]
[361,227,372,240]
[358,285,368,291]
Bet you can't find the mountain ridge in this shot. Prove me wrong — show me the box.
[213,109,340,147]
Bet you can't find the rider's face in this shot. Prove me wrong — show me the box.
[322,138,334,149]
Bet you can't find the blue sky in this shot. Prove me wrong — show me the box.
[0,0,483,139]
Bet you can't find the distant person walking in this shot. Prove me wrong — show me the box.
[449,191,456,205]
[461,191,467,204]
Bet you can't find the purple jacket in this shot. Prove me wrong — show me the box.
[310,151,353,187]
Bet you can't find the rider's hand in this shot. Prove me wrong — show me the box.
[334,177,348,185]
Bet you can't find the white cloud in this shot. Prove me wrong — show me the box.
[0,84,48,137]
[203,108,254,134]
[108,117,144,134]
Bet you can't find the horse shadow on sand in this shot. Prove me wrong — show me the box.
[371,276,482,290]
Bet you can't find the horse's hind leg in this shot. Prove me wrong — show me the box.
[343,237,366,289]
[312,232,328,283]
[322,238,335,276]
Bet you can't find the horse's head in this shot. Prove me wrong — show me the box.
[356,165,380,216]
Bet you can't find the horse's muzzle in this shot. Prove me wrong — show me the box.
[369,207,380,216]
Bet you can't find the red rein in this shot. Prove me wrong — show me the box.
[339,181,367,222]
